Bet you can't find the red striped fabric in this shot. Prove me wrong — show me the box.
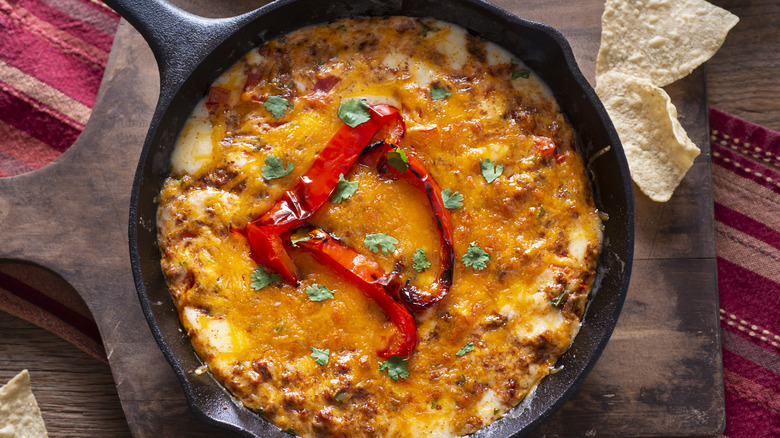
[0,0,117,177]
[711,107,780,437]
[0,0,118,360]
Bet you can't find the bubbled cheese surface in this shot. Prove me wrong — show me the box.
[157,17,602,438]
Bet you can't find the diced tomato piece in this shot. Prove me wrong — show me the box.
[533,135,557,158]
[206,86,231,107]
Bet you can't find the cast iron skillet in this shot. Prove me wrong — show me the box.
[104,0,635,436]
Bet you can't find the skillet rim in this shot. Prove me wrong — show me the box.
[126,0,635,436]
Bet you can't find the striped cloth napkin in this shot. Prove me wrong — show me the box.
[0,1,777,436]
[0,0,118,177]
[0,0,118,356]
[710,107,780,437]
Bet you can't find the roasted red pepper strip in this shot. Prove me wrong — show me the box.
[245,104,405,283]
[258,105,404,228]
[294,228,417,358]
[245,222,298,284]
[370,143,455,310]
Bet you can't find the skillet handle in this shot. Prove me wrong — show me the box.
[101,0,249,97]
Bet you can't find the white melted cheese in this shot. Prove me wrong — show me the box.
[245,49,267,66]
[504,272,570,341]
[434,26,468,71]
[183,306,247,355]
[181,187,240,223]
[485,41,512,66]
[569,218,603,264]
[406,417,456,438]
[381,50,408,71]
[171,99,213,176]
[475,389,503,424]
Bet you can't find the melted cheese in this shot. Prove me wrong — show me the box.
[158,17,602,438]
[171,100,212,176]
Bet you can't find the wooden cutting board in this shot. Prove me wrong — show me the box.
[0,0,724,436]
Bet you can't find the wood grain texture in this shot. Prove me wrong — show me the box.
[10,0,780,436]
[0,311,131,437]
[707,0,780,132]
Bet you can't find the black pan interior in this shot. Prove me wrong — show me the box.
[129,0,634,436]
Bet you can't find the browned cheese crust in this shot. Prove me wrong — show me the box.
[157,17,602,437]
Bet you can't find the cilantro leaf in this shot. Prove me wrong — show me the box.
[421,22,440,38]
[306,284,334,302]
[290,229,312,248]
[551,288,567,307]
[263,95,289,119]
[310,347,329,366]
[337,24,347,32]
[331,174,359,203]
[379,356,410,381]
[430,85,452,100]
[462,242,490,270]
[412,248,432,273]
[251,266,281,290]
[386,149,409,173]
[364,233,398,255]
[512,68,531,80]
[456,341,475,357]
[441,188,463,209]
[262,155,294,180]
[338,98,371,128]
[480,158,504,183]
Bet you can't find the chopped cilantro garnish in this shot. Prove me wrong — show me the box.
[481,158,504,183]
[537,205,545,219]
[262,155,294,180]
[421,22,440,37]
[334,391,348,402]
[462,242,490,270]
[386,149,409,172]
[310,347,330,366]
[250,266,281,290]
[306,284,334,302]
[365,233,398,255]
[512,68,531,80]
[263,95,289,119]
[456,341,475,357]
[338,98,371,128]
[431,399,440,409]
[331,173,359,203]
[379,355,410,381]
[430,85,452,100]
[551,288,567,307]
[290,229,312,248]
[441,188,463,209]
[249,406,265,415]
[412,248,432,272]
[337,24,347,32]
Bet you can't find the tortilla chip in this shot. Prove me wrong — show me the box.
[0,370,49,438]
[596,0,738,87]
[596,71,700,202]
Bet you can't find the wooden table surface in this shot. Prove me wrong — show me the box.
[0,0,777,436]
